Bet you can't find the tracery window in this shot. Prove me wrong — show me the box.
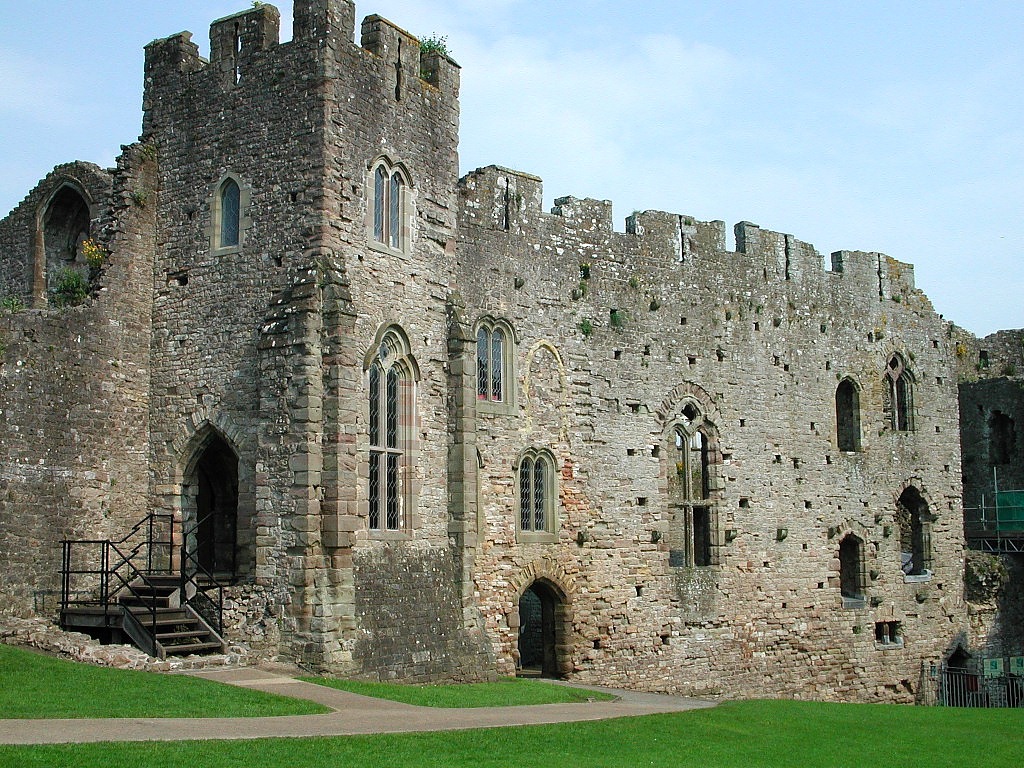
[367,328,416,533]
[370,160,408,250]
[517,449,557,541]
[475,318,515,409]
[885,354,914,432]
[668,402,718,567]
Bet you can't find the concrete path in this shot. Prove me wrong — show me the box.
[0,667,714,745]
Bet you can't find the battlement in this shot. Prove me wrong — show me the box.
[143,1,458,112]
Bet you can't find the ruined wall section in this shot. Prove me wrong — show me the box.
[0,163,113,306]
[0,150,156,615]
[456,165,965,701]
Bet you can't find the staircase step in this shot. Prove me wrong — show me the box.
[162,641,223,656]
[156,629,210,640]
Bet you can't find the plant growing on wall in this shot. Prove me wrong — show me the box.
[50,268,89,308]
[420,34,450,57]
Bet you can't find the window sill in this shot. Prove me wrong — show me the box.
[517,531,559,545]
[367,529,413,542]
[477,399,516,416]
[212,244,242,257]
[903,570,933,584]
[875,640,904,650]
[366,239,408,259]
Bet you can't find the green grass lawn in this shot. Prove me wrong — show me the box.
[0,644,327,719]
[1,700,1021,767]
[299,675,616,707]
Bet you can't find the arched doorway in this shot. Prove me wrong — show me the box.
[517,580,566,678]
[184,432,238,577]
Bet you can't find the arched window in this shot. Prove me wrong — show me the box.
[370,159,408,250]
[885,354,914,432]
[839,534,865,604]
[668,401,718,567]
[517,449,557,541]
[219,178,240,248]
[367,328,416,533]
[210,174,248,253]
[835,378,862,452]
[475,318,515,409]
[896,486,931,577]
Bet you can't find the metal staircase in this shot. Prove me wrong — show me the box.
[59,513,227,659]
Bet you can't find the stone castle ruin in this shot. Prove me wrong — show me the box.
[0,1,1014,701]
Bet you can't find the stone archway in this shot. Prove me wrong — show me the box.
[183,431,239,577]
[517,578,567,678]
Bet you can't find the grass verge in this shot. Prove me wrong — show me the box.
[0,644,328,719]
[298,675,616,707]
[0,700,1021,767]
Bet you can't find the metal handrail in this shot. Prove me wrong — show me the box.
[179,513,226,636]
[60,510,226,649]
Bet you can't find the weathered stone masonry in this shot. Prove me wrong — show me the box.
[0,0,992,700]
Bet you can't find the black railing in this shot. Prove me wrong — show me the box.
[60,513,174,611]
[60,511,226,649]
[180,513,226,636]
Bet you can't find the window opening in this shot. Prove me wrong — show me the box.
[896,487,931,576]
[836,378,862,451]
[989,411,1016,464]
[669,402,717,567]
[519,454,549,533]
[220,179,241,248]
[368,353,410,532]
[885,355,914,431]
[371,161,406,249]
[839,535,864,601]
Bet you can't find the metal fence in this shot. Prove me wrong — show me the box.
[930,662,1024,708]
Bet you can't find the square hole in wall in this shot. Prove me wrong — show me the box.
[740,419,746,427]
[680,316,688,325]
[688,356,697,366]
[754,322,760,331]
[629,403,640,414]
[614,350,622,360]
[739,497,750,508]
[626,448,637,456]
[637,497,648,507]
[804,500,812,509]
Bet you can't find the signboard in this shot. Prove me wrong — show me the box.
[1010,656,1024,676]
[983,657,1004,678]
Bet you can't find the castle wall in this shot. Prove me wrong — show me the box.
[0,151,155,616]
[455,166,967,700]
[0,1,983,699]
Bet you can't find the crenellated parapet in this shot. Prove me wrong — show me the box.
[142,1,458,134]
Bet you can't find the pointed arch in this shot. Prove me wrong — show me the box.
[365,324,418,534]
[209,172,251,253]
[885,352,915,431]
[659,385,724,568]
[367,155,413,252]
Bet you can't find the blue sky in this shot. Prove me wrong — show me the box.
[1,1,1021,336]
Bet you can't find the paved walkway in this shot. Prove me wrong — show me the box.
[0,667,714,745]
